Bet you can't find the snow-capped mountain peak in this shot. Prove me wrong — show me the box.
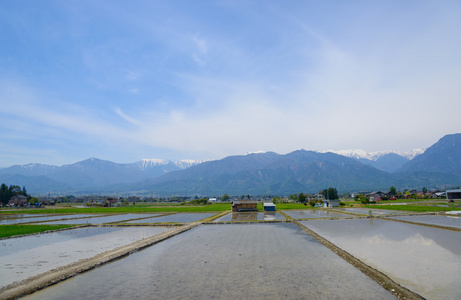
[136,159,207,170]
[324,149,425,161]
[245,151,268,155]
[136,159,170,170]
[174,159,207,169]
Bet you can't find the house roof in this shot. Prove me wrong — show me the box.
[232,200,258,205]
[263,203,276,207]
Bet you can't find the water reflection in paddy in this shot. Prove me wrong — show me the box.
[23,224,394,300]
[282,209,350,219]
[214,212,286,222]
[37,214,160,224]
[0,214,97,225]
[0,226,171,288]
[124,213,217,223]
[387,214,461,229]
[301,219,461,299]
[0,214,42,220]
[333,208,410,215]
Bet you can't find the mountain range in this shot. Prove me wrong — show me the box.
[327,149,424,173]
[1,134,460,195]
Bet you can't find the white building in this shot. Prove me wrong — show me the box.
[323,199,340,208]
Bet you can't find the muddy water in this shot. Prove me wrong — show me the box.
[0,226,171,288]
[36,213,159,224]
[23,223,394,299]
[301,219,461,299]
[333,208,410,215]
[387,214,461,229]
[282,209,351,219]
[214,212,286,221]
[124,213,217,223]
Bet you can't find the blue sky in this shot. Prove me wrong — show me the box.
[1,0,460,167]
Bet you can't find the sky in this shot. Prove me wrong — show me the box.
[1,0,460,167]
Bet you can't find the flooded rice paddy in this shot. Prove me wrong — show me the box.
[0,214,97,225]
[124,213,217,223]
[214,212,286,222]
[36,213,160,224]
[0,214,42,220]
[3,209,460,299]
[282,209,351,219]
[301,218,461,299]
[332,208,411,215]
[23,223,394,300]
[386,214,461,229]
[0,226,171,288]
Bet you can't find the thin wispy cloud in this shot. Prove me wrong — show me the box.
[114,107,142,126]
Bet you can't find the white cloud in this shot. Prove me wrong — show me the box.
[114,107,142,126]
[193,36,208,55]
[1,0,460,165]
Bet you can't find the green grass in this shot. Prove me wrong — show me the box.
[0,224,74,238]
[273,203,314,210]
[0,203,232,214]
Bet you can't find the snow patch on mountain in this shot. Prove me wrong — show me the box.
[22,163,54,170]
[324,149,425,161]
[174,159,208,169]
[136,159,207,170]
[245,151,268,155]
[136,159,170,170]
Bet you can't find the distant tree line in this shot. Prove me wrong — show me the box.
[183,198,209,205]
[0,183,31,206]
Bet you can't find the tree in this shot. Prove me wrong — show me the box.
[221,194,230,201]
[9,185,21,196]
[360,195,369,204]
[28,197,40,204]
[390,186,397,193]
[22,186,29,198]
[298,193,306,203]
[422,187,427,194]
[322,187,339,200]
[0,183,9,206]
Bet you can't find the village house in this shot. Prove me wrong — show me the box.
[263,202,276,211]
[323,199,340,208]
[387,190,397,200]
[446,189,461,202]
[366,191,385,202]
[313,192,324,200]
[8,195,28,207]
[232,200,258,212]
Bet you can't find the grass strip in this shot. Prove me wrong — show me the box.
[0,225,74,238]
[0,203,232,214]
